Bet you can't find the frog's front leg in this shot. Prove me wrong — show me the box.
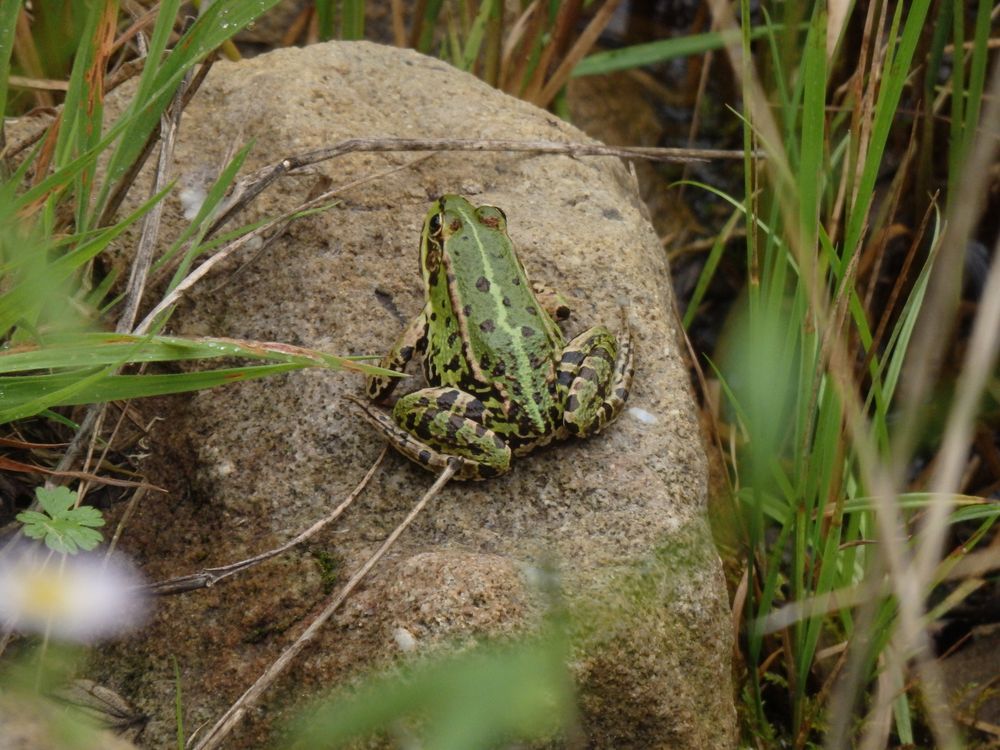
[365,304,430,401]
[349,387,512,481]
[557,322,635,437]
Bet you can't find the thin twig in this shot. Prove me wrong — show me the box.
[189,461,458,750]
[205,137,749,238]
[116,72,189,334]
[147,447,386,596]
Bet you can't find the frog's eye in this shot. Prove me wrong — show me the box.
[428,212,443,235]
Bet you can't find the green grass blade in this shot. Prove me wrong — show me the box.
[162,141,253,287]
[0,183,171,336]
[0,0,22,121]
[573,25,777,78]
[415,0,446,53]
[682,208,740,330]
[0,363,304,423]
[342,0,365,40]
[460,0,497,72]
[316,0,335,39]
[95,0,282,219]
[796,8,825,256]
[842,0,931,257]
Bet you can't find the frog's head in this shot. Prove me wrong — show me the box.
[420,195,509,288]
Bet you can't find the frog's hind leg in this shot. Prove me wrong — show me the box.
[558,321,635,437]
[348,387,511,480]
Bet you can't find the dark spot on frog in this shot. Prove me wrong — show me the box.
[436,391,459,409]
[463,399,485,420]
[443,355,463,372]
[511,277,521,285]
[532,391,544,405]
[521,326,535,338]
[476,276,490,293]
[492,361,506,377]
[429,311,437,321]
[529,355,543,370]
[479,353,491,370]
[501,296,511,307]
[480,319,496,333]
[561,350,585,366]
[602,207,623,221]
[463,304,472,317]
[526,306,538,316]
[417,449,432,465]
[451,220,462,231]
[566,394,580,412]
[447,331,459,347]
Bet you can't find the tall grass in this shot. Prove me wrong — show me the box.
[690,1,1000,746]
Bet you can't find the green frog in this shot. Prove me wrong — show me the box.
[350,195,634,480]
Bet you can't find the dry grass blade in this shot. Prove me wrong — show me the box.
[189,461,459,750]
[534,0,624,108]
[521,0,582,102]
[499,0,540,92]
[117,71,188,333]
[0,455,162,491]
[6,75,70,91]
[12,7,53,109]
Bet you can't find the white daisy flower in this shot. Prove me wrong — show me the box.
[0,547,148,643]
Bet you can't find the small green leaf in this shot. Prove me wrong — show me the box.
[37,486,78,517]
[16,487,105,553]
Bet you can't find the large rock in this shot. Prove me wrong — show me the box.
[95,41,736,748]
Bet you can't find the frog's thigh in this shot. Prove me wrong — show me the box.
[366,305,429,401]
[390,387,512,479]
[558,326,632,435]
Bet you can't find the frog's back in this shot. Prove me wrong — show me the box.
[425,198,564,438]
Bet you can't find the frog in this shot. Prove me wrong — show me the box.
[349,195,634,480]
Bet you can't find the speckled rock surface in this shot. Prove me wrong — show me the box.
[93,41,736,748]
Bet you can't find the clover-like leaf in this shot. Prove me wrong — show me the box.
[17,487,105,553]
